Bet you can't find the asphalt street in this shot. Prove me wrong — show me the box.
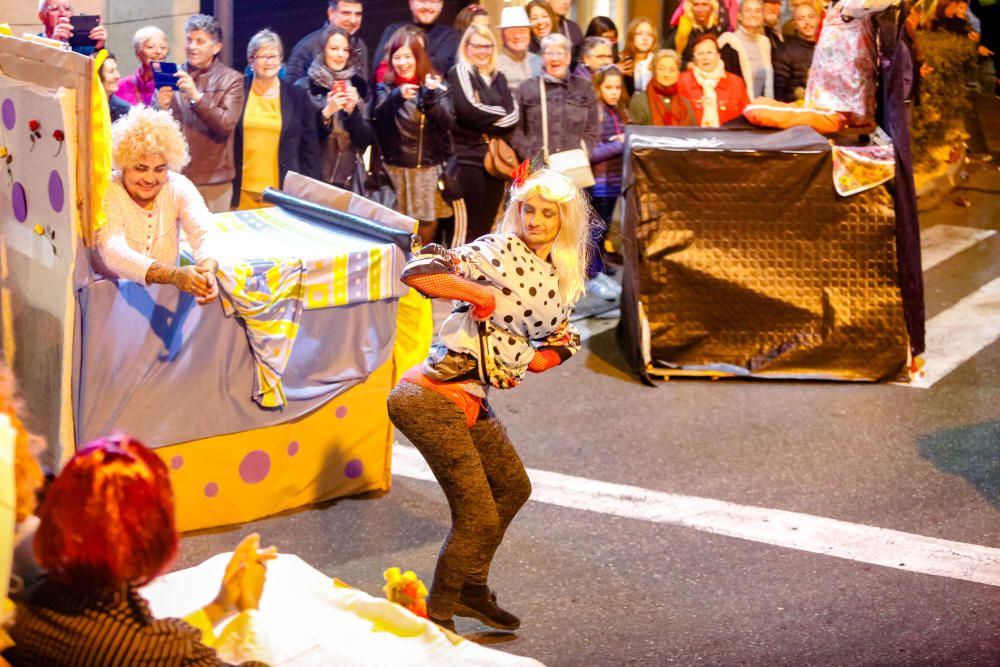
[174,161,1000,666]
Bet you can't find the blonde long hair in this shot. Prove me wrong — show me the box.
[496,169,592,305]
[457,24,499,74]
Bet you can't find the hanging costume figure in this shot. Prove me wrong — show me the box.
[743,0,899,133]
[387,167,591,632]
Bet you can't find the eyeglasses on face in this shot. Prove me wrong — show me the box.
[254,53,282,62]
[468,42,494,51]
[542,50,567,57]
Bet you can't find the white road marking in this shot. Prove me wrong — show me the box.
[921,224,996,272]
[393,443,1000,588]
[575,310,620,342]
[905,275,1000,389]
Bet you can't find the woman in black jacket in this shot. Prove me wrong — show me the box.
[373,27,455,244]
[233,29,320,210]
[447,24,519,246]
[295,26,373,188]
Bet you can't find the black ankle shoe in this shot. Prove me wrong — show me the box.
[429,615,456,633]
[454,585,520,630]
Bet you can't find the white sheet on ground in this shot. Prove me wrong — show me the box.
[142,553,544,667]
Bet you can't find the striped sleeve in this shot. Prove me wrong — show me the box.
[453,63,519,129]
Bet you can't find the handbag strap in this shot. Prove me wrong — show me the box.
[539,77,549,162]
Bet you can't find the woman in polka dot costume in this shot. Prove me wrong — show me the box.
[387,168,591,633]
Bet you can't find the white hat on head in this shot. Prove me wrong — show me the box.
[498,6,532,29]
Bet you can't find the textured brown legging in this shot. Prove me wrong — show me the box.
[387,381,532,619]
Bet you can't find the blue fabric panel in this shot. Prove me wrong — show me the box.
[75,279,398,448]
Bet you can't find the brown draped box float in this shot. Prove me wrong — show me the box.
[618,126,910,384]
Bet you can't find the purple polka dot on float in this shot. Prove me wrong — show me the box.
[239,450,271,484]
[344,459,363,479]
[11,182,27,223]
[48,170,64,212]
[1,99,14,130]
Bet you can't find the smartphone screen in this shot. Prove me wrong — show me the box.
[151,61,180,90]
[68,14,99,48]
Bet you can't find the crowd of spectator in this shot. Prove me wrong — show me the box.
[37,0,1000,293]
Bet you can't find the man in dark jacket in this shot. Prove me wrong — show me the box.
[762,0,784,50]
[157,14,244,213]
[286,0,368,83]
[374,0,460,77]
[512,33,599,163]
[772,2,818,102]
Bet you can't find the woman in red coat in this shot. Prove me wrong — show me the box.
[677,33,750,127]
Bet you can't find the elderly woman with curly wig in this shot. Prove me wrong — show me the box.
[4,435,277,666]
[93,106,223,306]
[387,168,590,633]
[116,25,170,107]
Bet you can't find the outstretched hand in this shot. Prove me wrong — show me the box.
[208,533,278,623]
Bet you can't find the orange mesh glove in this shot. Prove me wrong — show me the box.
[403,272,496,319]
[528,348,563,373]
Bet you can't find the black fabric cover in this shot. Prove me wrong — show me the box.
[619,125,910,383]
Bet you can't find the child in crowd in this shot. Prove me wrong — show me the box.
[620,17,659,96]
[588,65,628,282]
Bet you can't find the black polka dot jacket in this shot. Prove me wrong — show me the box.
[403,234,581,390]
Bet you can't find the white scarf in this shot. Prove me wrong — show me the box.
[693,60,726,128]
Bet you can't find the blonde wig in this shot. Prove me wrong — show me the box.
[457,24,499,74]
[497,169,592,305]
[111,106,190,172]
[684,0,721,28]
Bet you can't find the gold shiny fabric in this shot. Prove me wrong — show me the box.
[620,128,909,382]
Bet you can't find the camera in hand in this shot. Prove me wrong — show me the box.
[151,61,180,90]
[68,14,99,48]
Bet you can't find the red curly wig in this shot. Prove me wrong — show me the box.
[33,435,178,589]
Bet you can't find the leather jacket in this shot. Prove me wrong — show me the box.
[167,60,244,186]
[373,82,454,168]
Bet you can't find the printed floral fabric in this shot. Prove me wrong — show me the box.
[804,6,878,126]
[831,144,896,196]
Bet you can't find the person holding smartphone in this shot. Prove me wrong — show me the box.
[117,26,169,107]
[373,27,454,244]
[37,0,106,56]
[232,30,321,210]
[295,26,373,189]
[157,15,245,214]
